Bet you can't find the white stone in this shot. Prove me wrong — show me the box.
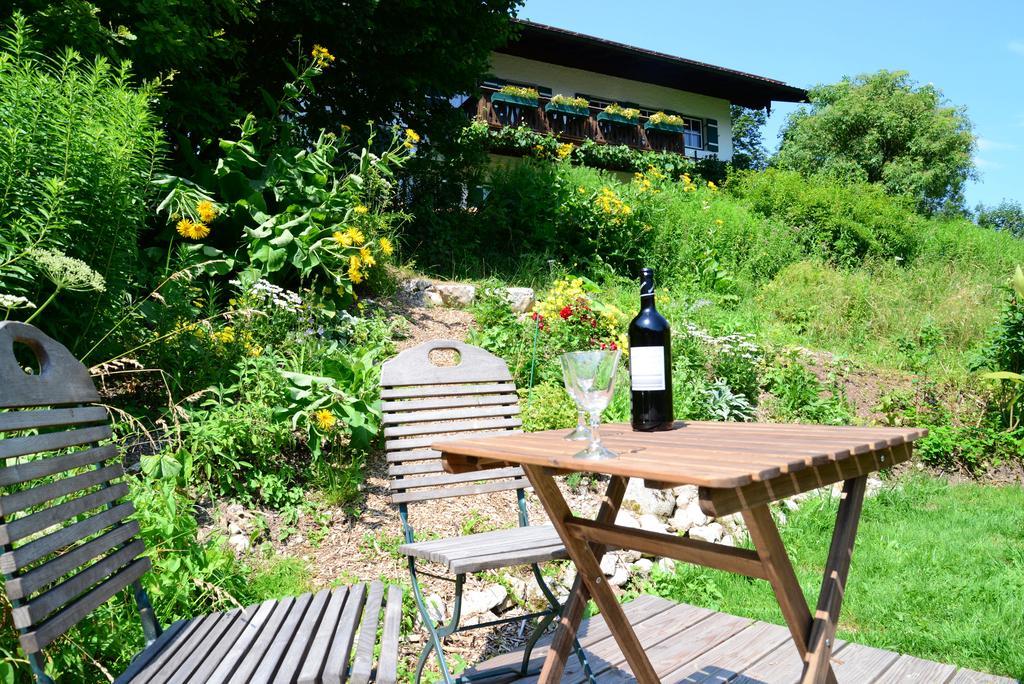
[503,287,535,313]
[672,485,699,509]
[624,478,675,518]
[720,534,735,547]
[866,476,883,497]
[608,565,631,587]
[600,554,618,577]
[718,512,745,533]
[424,594,447,625]
[688,522,725,544]
[631,558,654,576]
[401,278,433,293]
[424,289,444,307]
[504,575,528,600]
[436,283,476,307]
[227,534,250,553]
[461,584,508,617]
[638,514,669,535]
[656,557,676,574]
[617,549,642,563]
[614,510,641,529]
[227,521,243,536]
[783,498,800,511]
[776,511,788,526]
[669,501,709,532]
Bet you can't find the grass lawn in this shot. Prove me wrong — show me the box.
[639,476,1024,679]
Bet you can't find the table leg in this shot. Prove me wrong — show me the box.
[540,474,627,683]
[804,475,868,684]
[523,466,660,684]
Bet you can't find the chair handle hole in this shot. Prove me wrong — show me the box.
[428,348,462,368]
[12,340,42,375]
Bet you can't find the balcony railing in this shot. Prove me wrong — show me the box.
[473,90,700,156]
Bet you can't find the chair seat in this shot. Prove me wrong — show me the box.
[400,524,568,575]
[114,582,401,684]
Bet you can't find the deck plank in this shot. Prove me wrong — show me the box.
[660,620,792,683]
[872,653,957,682]
[948,668,1020,684]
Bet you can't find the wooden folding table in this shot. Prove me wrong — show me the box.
[437,421,925,684]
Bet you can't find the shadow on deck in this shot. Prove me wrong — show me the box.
[464,595,1017,684]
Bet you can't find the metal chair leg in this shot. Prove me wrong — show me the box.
[409,557,456,684]
[522,562,595,682]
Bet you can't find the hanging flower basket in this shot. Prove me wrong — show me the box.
[644,112,686,134]
[546,95,590,117]
[597,104,640,126]
[491,86,540,108]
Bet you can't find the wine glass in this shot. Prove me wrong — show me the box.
[561,370,591,442]
[559,350,621,460]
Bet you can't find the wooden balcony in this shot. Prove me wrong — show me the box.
[472,90,698,157]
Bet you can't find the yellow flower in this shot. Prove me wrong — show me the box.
[312,44,335,68]
[196,200,218,224]
[707,180,718,191]
[176,219,210,240]
[360,246,376,268]
[557,143,574,159]
[405,128,420,145]
[379,237,394,256]
[312,409,336,431]
[348,255,364,283]
[715,218,724,226]
[577,186,587,194]
[332,230,353,247]
[211,326,235,344]
[346,226,365,245]
[353,205,369,215]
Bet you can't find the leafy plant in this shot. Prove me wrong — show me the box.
[648,111,685,127]
[549,94,589,109]
[602,103,640,121]
[498,84,539,101]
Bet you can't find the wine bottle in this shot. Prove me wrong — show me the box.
[629,268,674,431]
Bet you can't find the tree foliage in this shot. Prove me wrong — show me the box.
[977,200,1024,239]
[775,70,975,214]
[730,105,769,170]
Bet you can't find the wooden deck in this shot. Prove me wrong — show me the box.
[464,595,1018,684]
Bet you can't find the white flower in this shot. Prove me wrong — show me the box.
[0,294,35,309]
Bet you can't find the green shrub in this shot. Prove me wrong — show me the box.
[519,383,577,432]
[763,353,854,425]
[0,14,164,355]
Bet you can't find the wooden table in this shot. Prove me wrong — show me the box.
[437,421,925,684]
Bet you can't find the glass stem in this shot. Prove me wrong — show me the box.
[589,411,602,453]
[576,409,587,431]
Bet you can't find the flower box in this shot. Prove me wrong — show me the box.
[491,91,539,107]
[545,101,590,117]
[597,111,639,126]
[644,120,686,134]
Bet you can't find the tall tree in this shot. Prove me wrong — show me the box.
[977,200,1024,238]
[775,70,975,214]
[729,105,769,170]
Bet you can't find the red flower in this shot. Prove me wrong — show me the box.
[590,319,597,327]
[559,306,572,320]
[609,341,618,350]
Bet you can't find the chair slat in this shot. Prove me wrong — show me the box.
[383,403,521,425]
[0,444,115,487]
[392,477,530,504]
[20,557,150,653]
[384,416,522,439]
[0,482,128,545]
[0,424,112,460]
[381,393,518,412]
[380,382,516,400]
[321,582,367,682]
[0,463,124,517]
[375,585,403,684]
[385,448,442,463]
[204,599,278,684]
[147,610,239,684]
[7,521,141,600]
[388,462,445,476]
[179,606,256,683]
[275,589,332,681]
[249,592,314,683]
[390,466,526,491]
[0,407,108,433]
[222,597,297,683]
[349,581,386,684]
[386,429,522,452]
[0,501,134,573]
[12,539,145,628]
[296,587,350,684]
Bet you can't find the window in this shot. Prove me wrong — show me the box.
[683,118,703,149]
[578,93,706,149]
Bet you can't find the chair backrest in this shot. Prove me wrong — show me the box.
[380,340,528,506]
[0,322,151,657]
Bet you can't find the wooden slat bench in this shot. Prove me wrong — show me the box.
[0,322,402,683]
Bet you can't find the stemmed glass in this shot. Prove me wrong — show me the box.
[559,350,621,460]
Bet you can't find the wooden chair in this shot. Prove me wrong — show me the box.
[0,322,403,683]
[381,340,591,683]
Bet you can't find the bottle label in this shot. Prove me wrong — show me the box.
[630,346,666,391]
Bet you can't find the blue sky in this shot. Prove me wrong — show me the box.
[518,0,1023,209]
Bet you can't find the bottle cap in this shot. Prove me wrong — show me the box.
[640,268,655,296]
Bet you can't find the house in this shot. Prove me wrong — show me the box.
[473,20,807,162]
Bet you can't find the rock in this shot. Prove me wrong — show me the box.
[424,289,444,307]
[783,498,800,511]
[608,565,631,587]
[401,278,433,293]
[866,476,883,497]
[227,534,250,553]
[689,523,725,544]
[614,510,641,529]
[436,283,476,307]
[624,478,675,518]
[672,485,699,509]
[461,584,508,617]
[600,554,618,577]
[669,501,709,532]
[424,594,447,625]
[638,514,669,535]
[503,287,535,313]
[656,557,676,574]
[720,534,735,547]
[631,558,654,577]
[617,549,643,563]
[227,521,243,536]
[717,512,745,534]
[504,575,528,600]
[775,511,787,526]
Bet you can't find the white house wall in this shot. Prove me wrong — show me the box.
[489,52,733,161]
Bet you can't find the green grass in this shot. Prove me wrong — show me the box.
[641,476,1024,679]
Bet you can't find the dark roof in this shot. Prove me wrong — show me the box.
[496,20,807,109]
